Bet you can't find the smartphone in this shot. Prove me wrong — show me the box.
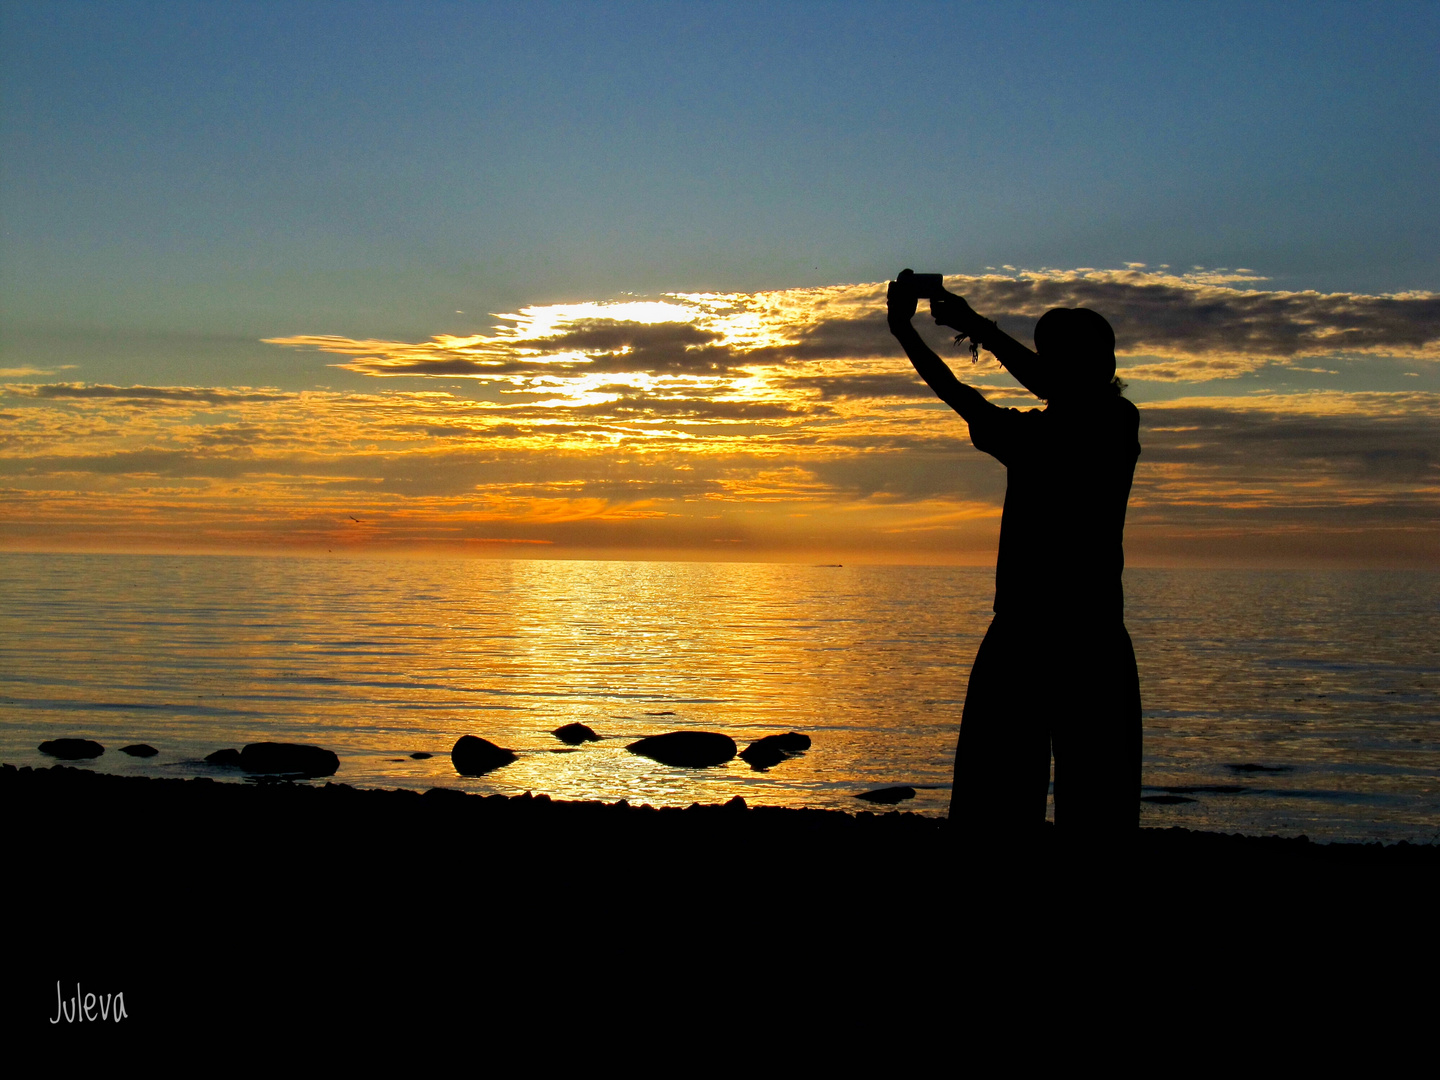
[902,273,947,301]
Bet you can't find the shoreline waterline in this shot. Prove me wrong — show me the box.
[3,553,1437,842]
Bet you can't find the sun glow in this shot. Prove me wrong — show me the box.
[7,269,1438,564]
[505,299,699,336]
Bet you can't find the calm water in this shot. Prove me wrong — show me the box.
[1,553,1437,843]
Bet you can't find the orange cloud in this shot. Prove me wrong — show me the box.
[266,270,1440,390]
[5,268,1438,565]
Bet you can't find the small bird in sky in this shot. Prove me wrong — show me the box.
[349,516,362,523]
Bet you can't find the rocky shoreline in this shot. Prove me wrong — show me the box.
[8,762,1434,871]
[8,761,1433,1035]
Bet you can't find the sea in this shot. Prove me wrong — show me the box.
[2,552,1437,844]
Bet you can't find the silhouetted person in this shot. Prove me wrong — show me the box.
[887,270,1141,842]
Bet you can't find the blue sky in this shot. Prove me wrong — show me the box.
[5,3,1436,358]
[2,2,1437,564]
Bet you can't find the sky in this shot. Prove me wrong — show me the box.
[2,0,1437,566]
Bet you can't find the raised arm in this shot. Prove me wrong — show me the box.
[887,278,994,424]
[929,294,1059,402]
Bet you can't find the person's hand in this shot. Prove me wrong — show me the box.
[930,294,977,334]
[887,270,919,329]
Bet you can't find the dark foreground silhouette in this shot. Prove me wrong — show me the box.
[889,271,1141,838]
[6,764,1430,1038]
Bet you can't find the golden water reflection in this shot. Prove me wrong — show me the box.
[2,555,1437,840]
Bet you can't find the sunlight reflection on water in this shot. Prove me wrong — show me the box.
[1,554,1436,841]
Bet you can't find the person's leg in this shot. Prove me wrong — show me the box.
[1051,622,1141,836]
[950,615,1052,838]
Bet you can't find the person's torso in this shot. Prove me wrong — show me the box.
[990,396,1140,619]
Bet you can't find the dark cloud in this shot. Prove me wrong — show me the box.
[745,313,897,363]
[321,320,761,379]
[952,273,1440,360]
[499,394,825,421]
[339,357,504,377]
[308,448,754,499]
[7,343,1435,566]
[189,425,275,448]
[819,432,975,453]
[1139,401,1439,482]
[0,450,262,478]
[388,422,536,440]
[266,272,1440,396]
[12,383,289,405]
[737,275,1440,370]
[805,449,1007,503]
[380,473,729,500]
[775,373,934,399]
[0,441,760,501]
[511,320,751,374]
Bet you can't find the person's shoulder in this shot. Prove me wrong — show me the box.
[1109,393,1138,415]
[1112,394,1140,428]
[1114,395,1141,454]
[977,400,1042,423]
[967,399,1039,456]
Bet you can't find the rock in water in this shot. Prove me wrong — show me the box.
[626,731,736,768]
[409,752,433,760]
[451,735,518,776]
[119,743,159,757]
[238,742,340,777]
[205,748,242,767]
[740,740,786,770]
[38,738,104,760]
[739,732,812,770]
[855,786,915,804]
[552,722,601,745]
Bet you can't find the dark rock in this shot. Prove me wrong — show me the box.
[205,748,242,767]
[626,731,737,768]
[739,732,811,770]
[238,742,340,778]
[855,786,915,804]
[740,741,787,770]
[450,735,517,776]
[38,738,104,760]
[119,744,159,757]
[1142,794,1198,804]
[553,722,601,745]
[409,752,433,760]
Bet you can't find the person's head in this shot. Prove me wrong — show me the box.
[1033,307,1117,399]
